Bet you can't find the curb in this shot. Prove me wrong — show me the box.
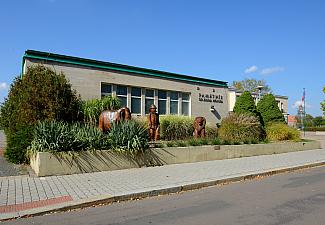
[2,161,325,221]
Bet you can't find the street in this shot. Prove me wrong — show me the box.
[2,166,325,225]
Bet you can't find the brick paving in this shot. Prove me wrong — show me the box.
[0,148,324,220]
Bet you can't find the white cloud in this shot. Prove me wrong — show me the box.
[0,82,8,91]
[260,66,284,75]
[244,65,258,74]
[292,100,311,109]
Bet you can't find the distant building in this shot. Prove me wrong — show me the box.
[287,115,297,127]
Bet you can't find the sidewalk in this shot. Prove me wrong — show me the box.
[1,148,325,220]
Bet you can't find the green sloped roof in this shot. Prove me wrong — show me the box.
[23,50,228,87]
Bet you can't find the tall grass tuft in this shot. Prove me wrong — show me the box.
[160,115,194,140]
[82,96,121,125]
[219,113,263,143]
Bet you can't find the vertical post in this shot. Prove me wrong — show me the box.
[303,88,306,137]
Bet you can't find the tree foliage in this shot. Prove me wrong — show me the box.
[233,91,260,119]
[257,94,285,125]
[232,78,272,94]
[0,65,82,163]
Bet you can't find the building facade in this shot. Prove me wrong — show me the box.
[23,50,229,125]
[22,50,289,125]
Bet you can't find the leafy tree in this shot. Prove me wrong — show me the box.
[233,91,260,119]
[312,116,324,127]
[257,94,285,125]
[321,86,325,116]
[232,78,272,94]
[0,65,82,163]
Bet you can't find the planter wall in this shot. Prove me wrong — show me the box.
[30,141,321,176]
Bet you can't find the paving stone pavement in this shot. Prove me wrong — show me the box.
[0,148,325,219]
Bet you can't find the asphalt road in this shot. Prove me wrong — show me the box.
[3,166,325,225]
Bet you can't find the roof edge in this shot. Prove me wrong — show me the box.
[23,50,228,87]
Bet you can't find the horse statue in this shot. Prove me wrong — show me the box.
[193,116,206,138]
[148,104,160,141]
[98,107,131,133]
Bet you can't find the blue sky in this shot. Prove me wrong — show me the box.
[0,0,324,116]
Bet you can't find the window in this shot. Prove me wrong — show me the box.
[181,93,190,116]
[145,89,154,113]
[158,90,167,115]
[101,83,112,98]
[170,91,179,115]
[131,87,141,114]
[117,85,127,107]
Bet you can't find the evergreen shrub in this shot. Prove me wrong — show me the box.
[257,94,285,125]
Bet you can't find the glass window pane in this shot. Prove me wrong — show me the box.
[158,90,167,99]
[182,102,189,116]
[118,96,127,107]
[145,99,154,113]
[145,89,154,98]
[182,93,190,101]
[131,87,141,97]
[158,100,166,115]
[131,98,141,114]
[170,91,178,100]
[117,85,127,96]
[101,83,112,94]
[170,101,178,114]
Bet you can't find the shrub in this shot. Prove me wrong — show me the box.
[304,127,325,132]
[5,126,34,164]
[28,121,110,154]
[219,113,263,143]
[205,125,218,139]
[257,94,285,125]
[160,115,194,140]
[0,65,82,163]
[211,138,221,145]
[266,123,301,141]
[233,91,260,119]
[108,120,149,154]
[82,96,121,125]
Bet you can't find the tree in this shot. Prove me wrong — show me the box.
[233,91,260,119]
[312,116,324,127]
[0,65,82,163]
[321,86,325,116]
[257,94,285,125]
[232,78,272,94]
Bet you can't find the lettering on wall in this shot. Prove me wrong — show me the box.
[199,93,224,103]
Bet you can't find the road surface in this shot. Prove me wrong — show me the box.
[3,166,325,225]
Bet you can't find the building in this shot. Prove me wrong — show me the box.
[228,88,289,121]
[22,50,289,125]
[22,50,229,125]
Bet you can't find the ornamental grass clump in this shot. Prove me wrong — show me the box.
[82,96,121,125]
[159,115,194,140]
[108,120,149,154]
[219,113,263,143]
[266,123,301,141]
[28,121,110,155]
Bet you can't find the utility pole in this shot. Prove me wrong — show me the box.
[303,88,306,137]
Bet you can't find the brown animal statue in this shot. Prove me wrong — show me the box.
[193,116,206,138]
[98,107,131,133]
[148,104,160,141]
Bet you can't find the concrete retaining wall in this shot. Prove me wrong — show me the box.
[30,141,321,176]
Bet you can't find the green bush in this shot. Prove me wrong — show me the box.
[219,113,263,143]
[0,65,82,163]
[304,127,325,132]
[160,115,194,140]
[257,94,285,125]
[28,121,110,154]
[5,126,34,164]
[266,123,301,141]
[205,125,218,139]
[108,120,149,154]
[233,91,260,119]
[82,96,121,125]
